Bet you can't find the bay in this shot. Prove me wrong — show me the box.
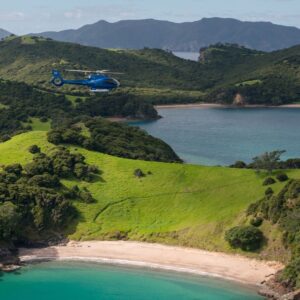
[133,107,300,165]
[0,261,262,300]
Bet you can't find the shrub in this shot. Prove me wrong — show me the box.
[225,226,263,251]
[230,161,247,168]
[47,130,63,145]
[28,144,41,154]
[263,177,276,186]
[4,164,23,176]
[279,258,300,289]
[283,159,300,169]
[40,116,48,123]
[134,169,145,178]
[28,174,60,188]
[0,134,11,142]
[276,173,289,182]
[265,187,274,196]
[79,188,95,203]
[250,217,263,227]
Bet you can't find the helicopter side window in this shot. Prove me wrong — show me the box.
[105,79,116,84]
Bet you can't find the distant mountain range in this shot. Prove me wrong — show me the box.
[36,18,300,52]
[0,29,11,40]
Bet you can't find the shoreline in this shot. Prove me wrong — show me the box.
[19,241,283,287]
[155,103,300,109]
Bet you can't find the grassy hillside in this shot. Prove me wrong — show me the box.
[0,36,211,92]
[1,130,300,260]
[0,36,299,105]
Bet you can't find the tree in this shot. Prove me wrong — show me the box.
[28,145,41,154]
[230,161,247,168]
[0,202,20,240]
[4,164,23,176]
[225,225,263,251]
[252,150,286,174]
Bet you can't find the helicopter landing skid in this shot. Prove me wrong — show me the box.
[90,89,110,93]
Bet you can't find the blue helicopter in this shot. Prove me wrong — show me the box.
[51,69,122,92]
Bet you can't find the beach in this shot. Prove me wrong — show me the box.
[19,241,283,286]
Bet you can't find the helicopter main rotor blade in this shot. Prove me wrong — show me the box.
[96,70,110,73]
[65,69,124,75]
[108,72,125,75]
[98,71,125,75]
[65,69,94,73]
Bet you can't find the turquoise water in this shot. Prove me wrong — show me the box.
[0,262,262,299]
[133,107,300,165]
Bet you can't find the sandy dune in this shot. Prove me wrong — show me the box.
[19,241,283,286]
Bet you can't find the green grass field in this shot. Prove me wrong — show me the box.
[1,131,299,258]
[22,117,51,131]
[0,103,8,109]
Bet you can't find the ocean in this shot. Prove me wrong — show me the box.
[132,107,300,165]
[0,261,262,299]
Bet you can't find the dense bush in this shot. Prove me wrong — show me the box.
[230,161,247,168]
[0,79,159,141]
[0,202,20,240]
[229,157,300,170]
[0,148,97,246]
[250,217,263,227]
[247,180,300,289]
[263,177,276,186]
[281,159,300,169]
[76,93,158,119]
[225,226,263,251]
[279,258,300,289]
[265,187,274,196]
[206,75,300,105]
[276,173,289,182]
[24,147,99,181]
[47,118,182,163]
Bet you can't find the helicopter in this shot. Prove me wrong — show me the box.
[51,69,122,92]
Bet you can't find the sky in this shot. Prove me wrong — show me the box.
[1,0,300,34]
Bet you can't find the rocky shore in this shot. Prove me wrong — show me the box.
[0,247,20,272]
[259,277,300,300]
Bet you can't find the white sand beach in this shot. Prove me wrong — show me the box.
[19,241,283,286]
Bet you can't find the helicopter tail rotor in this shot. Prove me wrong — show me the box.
[51,69,64,87]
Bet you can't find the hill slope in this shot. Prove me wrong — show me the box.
[0,29,11,40]
[1,130,300,258]
[0,36,212,91]
[37,18,300,52]
[0,37,299,105]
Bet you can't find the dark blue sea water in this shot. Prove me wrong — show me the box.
[0,262,262,300]
[133,107,300,165]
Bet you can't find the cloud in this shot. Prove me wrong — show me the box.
[61,4,142,22]
[0,11,25,21]
[64,9,83,19]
